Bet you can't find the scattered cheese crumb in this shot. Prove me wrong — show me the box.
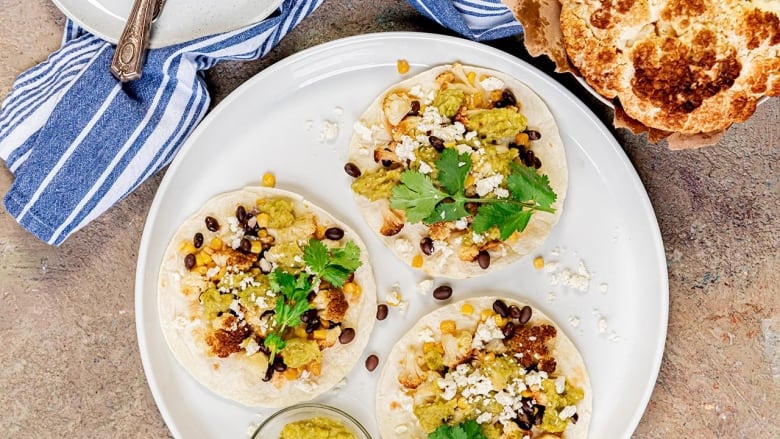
[479,76,505,91]
[419,161,433,174]
[417,279,433,295]
[318,120,339,142]
[599,282,609,294]
[568,316,580,328]
[333,106,344,116]
[559,405,577,420]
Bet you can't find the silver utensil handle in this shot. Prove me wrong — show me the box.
[110,0,157,82]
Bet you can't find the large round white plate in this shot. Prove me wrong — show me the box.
[135,33,668,438]
[51,0,282,48]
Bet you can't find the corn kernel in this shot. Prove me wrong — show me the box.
[196,266,208,275]
[250,241,263,254]
[490,89,503,102]
[533,256,545,270]
[201,246,214,256]
[308,362,321,376]
[396,59,410,75]
[256,213,271,228]
[344,282,361,297]
[484,352,496,363]
[315,225,327,240]
[199,251,213,265]
[440,319,457,334]
[466,71,476,84]
[294,326,308,338]
[320,320,331,329]
[261,172,276,187]
[515,132,530,147]
[313,329,328,340]
[422,342,442,354]
[284,368,301,380]
[180,241,196,254]
[480,309,493,322]
[460,303,474,315]
[521,390,533,398]
[209,237,223,250]
[412,254,424,268]
[457,397,470,409]
[465,174,475,187]
[493,315,506,327]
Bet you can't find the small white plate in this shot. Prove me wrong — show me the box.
[136,33,668,438]
[51,0,283,48]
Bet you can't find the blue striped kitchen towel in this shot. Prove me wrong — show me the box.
[0,0,521,246]
[409,0,523,40]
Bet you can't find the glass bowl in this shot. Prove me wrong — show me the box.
[252,403,371,438]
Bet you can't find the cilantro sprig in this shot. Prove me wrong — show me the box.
[390,148,556,240]
[428,420,487,439]
[263,238,362,365]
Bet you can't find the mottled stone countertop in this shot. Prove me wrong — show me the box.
[1,1,778,438]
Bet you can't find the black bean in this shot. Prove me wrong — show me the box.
[382,159,393,167]
[519,305,532,324]
[240,238,252,253]
[515,413,532,431]
[420,237,434,255]
[257,342,270,355]
[339,328,356,344]
[433,285,453,300]
[346,272,355,283]
[525,129,541,140]
[273,361,287,372]
[262,366,274,382]
[365,354,379,372]
[260,309,275,319]
[533,156,542,169]
[236,205,246,223]
[502,322,516,339]
[494,89,517,108]
[325,227,344,240]
[571,413,579,424]
[477,250,490,269]
[533,405,546,425]
[300,309,318,324]
[193,232,204,249]
[184,253,196,270]
[305,320,321,334]
[508,305,522,319]
[205,216,220,232]
[429,135,445,152]
[492,299,508,317]
[344,162,361,178]
[376,304,389,321]
[408,100,420,116]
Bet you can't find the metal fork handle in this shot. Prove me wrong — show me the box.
[110,0,157,82]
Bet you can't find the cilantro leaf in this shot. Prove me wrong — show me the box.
[436,148,472,195]
[473,203,533,240]
[269,270,297,299]
[425,199,471,224]
[508,162,557,209]
[303,238,329,273]
[427,420,486,439]
[263,333,286,352]
[329,241,362,272]
[321,265,352,287]
[390,171,448,223]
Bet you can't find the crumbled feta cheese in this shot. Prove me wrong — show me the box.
[318,120,339,142]
[206,266,220,278]
[433,240,454,269]
[465,131,477,141]
[559,405,577,420]
[396,135,419,162]
[386,284,403,307]
[437,377,458,400]
[333,106,344,116]
[294,370,317,393]
[244,338,260,356]
[569,316,580,328]
[471,318,504,349]
[417,279,433,295]
[476,412,493,424]
[472,232,485,244]
[408,85,435,104]
[555,376,566,394]
[456,143,473,154]
[494,188,509,199]
[480,76,505,91]
[259,258,272,273]
[600,282,609,294]
[418,161,433,174]
[229,299,244,321]
[475,174,503,197]
[394,238,414,259]
[454,219,468,230]
[418,327,435,343]
[353,121,372,142]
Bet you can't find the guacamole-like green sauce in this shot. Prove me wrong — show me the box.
[434,88,466,118]
[264,241,304,271]
[351,168,402,201]
[539,379,584,432]
[199,287,233,320]
[256,198,296,228]
[279,417,356,439]
[282,338,322,369]
[466,108,527,143]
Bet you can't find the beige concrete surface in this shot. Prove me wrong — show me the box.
[1,0,778,438]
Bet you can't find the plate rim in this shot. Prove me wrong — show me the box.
[50,0,283,48]
[135,31,669,438]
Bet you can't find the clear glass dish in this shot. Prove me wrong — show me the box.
[252,403,371,439]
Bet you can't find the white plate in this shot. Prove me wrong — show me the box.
[51,0,283,48]
[135,33,668,438]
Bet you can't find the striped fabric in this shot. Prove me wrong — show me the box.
[0,0,522,245]
[408,0,523,40]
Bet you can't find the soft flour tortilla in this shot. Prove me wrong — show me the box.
[347,64,568,278]
[376,296,591,438]
[158,187,377,407]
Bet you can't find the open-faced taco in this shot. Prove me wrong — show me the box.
[345,64,567,278]
[157,187,376,407]
[377,297,591,438]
